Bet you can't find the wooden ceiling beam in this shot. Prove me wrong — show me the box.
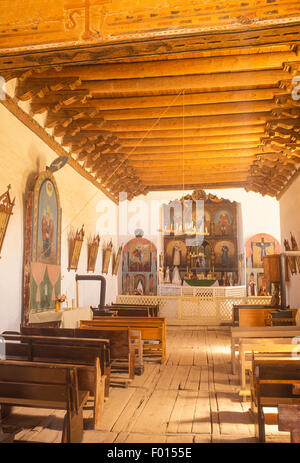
[82,70,289,97]
[87,100,276,121]
[118,142,261,156]
[129,160,254,169]
[33,51,298,81]
[67,88,283,111]
[101,112,271,132]
[112,125,267,139]
[147,181,249,191]
[140,173,250,183]
[118,133,264,147]
[16,77,82,101]
[127,149,274,161]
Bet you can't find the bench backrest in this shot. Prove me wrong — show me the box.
[105,306,150,317]
[20,325,129,360]
[80,318,165,342]
[89,316,165,326]
[0,359,80,410]
[74,328,130,358]
[252,358,300,403]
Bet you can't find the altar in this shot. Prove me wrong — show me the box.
[28,307,93,328]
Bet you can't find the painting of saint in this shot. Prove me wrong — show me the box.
[36,179,59,265]
[214,240,235,267]
[214,210,232,235]
[25,171,62,317]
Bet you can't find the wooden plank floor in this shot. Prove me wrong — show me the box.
[1,326,290,443]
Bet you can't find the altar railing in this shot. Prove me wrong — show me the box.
[116,290,272,325]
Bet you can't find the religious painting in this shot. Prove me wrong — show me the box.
[214,210,233,235]
[128,238,152,272]
[122,229,157,295]
[214,240,235,267]
[165,239,187,268]
[0,185,15,258]
[112,245,122,275]
[68,225,85,271]
[23,171,62,320]
[87,234,100,272]
[133,274,146,295]
[102,239,113,274]
[245,233,280,269]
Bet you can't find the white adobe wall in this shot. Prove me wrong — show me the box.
[0,103,118,332]
[279,175,300,308]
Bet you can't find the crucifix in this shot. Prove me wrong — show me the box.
[64,0,110,39]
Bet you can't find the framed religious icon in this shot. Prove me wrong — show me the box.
[102,240,113,274]
[112,245,122,275]
[68,225,85,271]
[0,185,15,258]
[23,171,62,321]
[87,234,100,272]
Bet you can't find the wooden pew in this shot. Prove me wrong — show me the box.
[19,326,111,396]
[2,336,106,430]
[231,326,300,374]
[105,305,151,317]
[20,325,136,385]
[233,304,281,327]
[80,316,166,364]
[0,360,89,443]
[250,357,300,442]
[239,339,300,399]
[75,327,140,379]
[111,303,159,317]
[278,404,300,443]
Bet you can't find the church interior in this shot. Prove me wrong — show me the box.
[1,0,300,445]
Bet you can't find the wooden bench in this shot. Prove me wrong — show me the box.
[233,304,281,327]
[231,326,300,374]
[239,338,300,399]
[81,316,166,364]
[250,357,300,442]
[278,404,300,443]
[76,327,141,379]
[2,335,106,430]
[105,305,151,317]
[111,303,159,317]
[20,325,136,385]
[19,326,111,395]
[0,360,89,443]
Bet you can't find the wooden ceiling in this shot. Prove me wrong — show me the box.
[0,1,300,202]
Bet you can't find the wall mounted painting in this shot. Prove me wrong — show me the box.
[68,225,85,271]
[214,240,235,267]
[0,185,15,258]
[23,171,62,322]
[87,233,100,272]
[122,229,157,295]
[214,210,233,235]
[102,240,113,274]
[112,245,122,275]
[245,233,280,269]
